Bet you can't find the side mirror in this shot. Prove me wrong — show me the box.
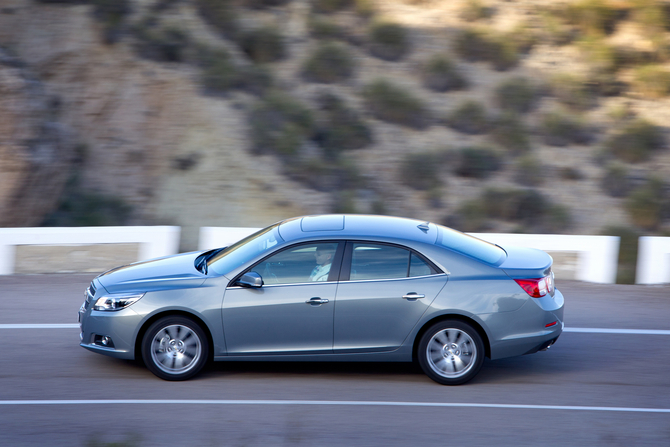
[237,271,263,288]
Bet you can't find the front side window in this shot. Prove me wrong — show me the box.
[250,242,340,285]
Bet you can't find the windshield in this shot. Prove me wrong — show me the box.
[436,225,506,265]
[208,224,283,276]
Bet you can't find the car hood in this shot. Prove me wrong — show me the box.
[96,251,207,294]
[499,245,553,278]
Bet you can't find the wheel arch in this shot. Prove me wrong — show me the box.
[412,314,491,362]
[134,310,214,363]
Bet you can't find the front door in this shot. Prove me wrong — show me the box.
[222,242,342,355]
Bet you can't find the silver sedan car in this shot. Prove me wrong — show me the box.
[79,214,564,385]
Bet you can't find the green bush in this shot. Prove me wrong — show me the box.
[626,177,667,230]
[399,151,444,190]
[421,54,468,92]
[447,100,489,135]
[309,16,347,40]
[457,187,571,233]
[195,0,239,40]
[454,28,519,71]
[367,21,411,61]
[454,146,501,179]
[453,200,488,232]
[302,42,356,84]
[134,22,190,63]
[286,157,365,192]
[196,45,274,96]
[540,111,593,146]
[587,70,626,97]
[237,64,274,95]
[632,0,669,57]
[558,167,584,180]
[362,79,430,129]
[248,91,315,157]
[483,188,571,232]
[550,73,597,111]
[563,0,620,36]
[242,0,292,9]
[607,103,636,122]
[601,225,640,284]
[331,190,359,214]
[354,0,376,18]
[605,119,665,163]
[507,22,537,54]
[513,154,544,187]
[538,10,575,45]
[460,0,493,22]
[491,113,530,155]
[42,175,132,227]
[577,36,621,74]
[239,26,286,63]
[90,0,132,44]
[314,93,372,158]
[601,162,631,198]
[633,65,670,98]
[494,77,538,114]
[311,0,353,14]
[197,47,238,94]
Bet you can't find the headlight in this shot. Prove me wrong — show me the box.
[94,293,145,311]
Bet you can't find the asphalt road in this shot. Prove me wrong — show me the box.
[1,274,669,447]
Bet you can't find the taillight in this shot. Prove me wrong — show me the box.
[515,272,554,298]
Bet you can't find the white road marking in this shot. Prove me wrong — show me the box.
[2,324,670,335]
[0,324,79,329]
[563,327,670,335]
[0,399,668,413]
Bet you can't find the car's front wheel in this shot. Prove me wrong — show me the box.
[141,316,209,381]
[418,320,484,385]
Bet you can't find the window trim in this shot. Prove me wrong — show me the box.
[228,240,345,287]
[340,240,441,282]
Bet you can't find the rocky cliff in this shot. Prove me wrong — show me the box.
[1,0,669,250]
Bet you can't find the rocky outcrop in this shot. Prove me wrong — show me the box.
[0,49,73,227]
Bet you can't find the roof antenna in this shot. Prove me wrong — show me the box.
[417,222,430,233]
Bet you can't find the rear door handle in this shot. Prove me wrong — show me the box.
[403,293,425,300]
[305,297,329,305]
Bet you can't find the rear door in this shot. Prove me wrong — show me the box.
[333,242,448,353]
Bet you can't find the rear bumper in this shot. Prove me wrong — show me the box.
[487,289,564,360]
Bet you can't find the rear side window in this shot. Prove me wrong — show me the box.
[348,243,438,281]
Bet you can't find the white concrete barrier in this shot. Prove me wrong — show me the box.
[636,237,670,284]
[0,226,642,284]
[469,233,620,284]
[0,227,180,275]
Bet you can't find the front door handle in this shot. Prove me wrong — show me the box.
[403,292,425,300]
[305,297,329,305]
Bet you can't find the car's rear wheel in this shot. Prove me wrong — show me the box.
[141,316,209,381]
[418,320,484,385]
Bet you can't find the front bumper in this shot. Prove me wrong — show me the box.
[79,301,141,361]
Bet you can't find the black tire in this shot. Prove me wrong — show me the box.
[417,320,485,385]
[141,315,209,381]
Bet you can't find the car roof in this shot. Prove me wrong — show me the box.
[277,214,439,245]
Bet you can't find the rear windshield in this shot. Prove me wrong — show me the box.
[436,226,506,265]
